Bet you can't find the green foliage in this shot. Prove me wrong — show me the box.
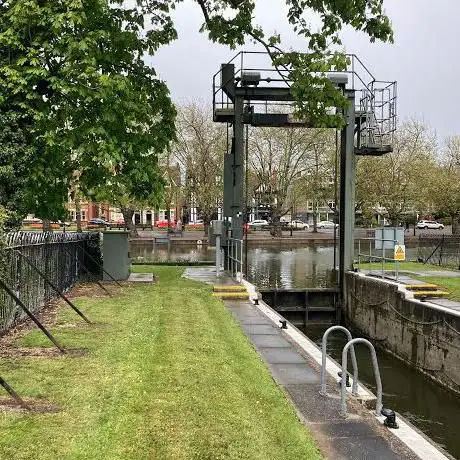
[133,0,394,127]
[0,0,394,220]
[154,0,394,128]
[356,121,437,224]
[0,0,176,219]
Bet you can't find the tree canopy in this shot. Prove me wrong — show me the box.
[0,0,175,221]
[0,0,393,225]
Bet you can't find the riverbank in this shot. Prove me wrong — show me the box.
[132,228,453,245]
[0,267,321,459]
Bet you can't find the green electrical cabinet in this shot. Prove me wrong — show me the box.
[102,231,130,281]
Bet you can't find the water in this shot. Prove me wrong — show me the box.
[131,241,214,263]
[130,240,460,458]
[305,326,460,459]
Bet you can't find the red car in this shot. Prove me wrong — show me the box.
[156,220,176,228]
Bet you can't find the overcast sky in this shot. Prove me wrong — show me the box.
[148,0,459,141]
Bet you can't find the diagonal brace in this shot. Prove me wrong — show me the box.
[15,249,91,324]
[0,377,30,410]
[0,278,66,353]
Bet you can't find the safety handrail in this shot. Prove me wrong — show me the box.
[320,326,358,396]
[227,238,244,282]
[340,338,382,417]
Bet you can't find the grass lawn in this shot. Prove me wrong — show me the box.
[0,266,321,460]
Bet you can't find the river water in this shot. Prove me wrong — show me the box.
[131,240,460,459]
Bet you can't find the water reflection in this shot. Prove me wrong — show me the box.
[246,246,336,289]
[131,241,215,263]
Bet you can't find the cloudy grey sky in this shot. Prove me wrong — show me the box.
[148,0,459,140]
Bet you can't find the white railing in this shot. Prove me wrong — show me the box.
[226,238,244,282]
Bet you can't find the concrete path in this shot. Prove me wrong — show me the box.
[225,299,419,460]
[183,267,425,459]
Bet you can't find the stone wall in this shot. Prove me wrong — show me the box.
[345,272,460,394]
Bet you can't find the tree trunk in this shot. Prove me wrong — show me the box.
[121,207,137,236]
[312,211,318,233]
[452,216,460,235]
[75,196,82,233]
[165,200,171,231]
[270,214,282,237]
[42,219,52,232]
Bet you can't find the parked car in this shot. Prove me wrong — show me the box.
[88,218,108,226]
[188,219,204,227]
[416,220,444,230]
[248,219,269,228]
[290,220,309,230]
[53,220,70,227]
[317,221,338,229]
[156,220,176,228]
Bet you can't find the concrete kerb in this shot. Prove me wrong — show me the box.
[242,277,452,460]
[355,271,460,318]
[241,279,376,405]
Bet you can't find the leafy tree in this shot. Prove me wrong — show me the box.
[356,121,437,225]
[429,136,460,234]
[298,130,336,232]
[0,0,175,222]
[174,103,225,234]
[249,126,326,236]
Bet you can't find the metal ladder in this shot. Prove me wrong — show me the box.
[319,326,383,417]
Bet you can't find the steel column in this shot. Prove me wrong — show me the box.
[339,90,356,300]
[231,96,245,240]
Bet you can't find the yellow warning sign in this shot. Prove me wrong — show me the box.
[394,244,406,261]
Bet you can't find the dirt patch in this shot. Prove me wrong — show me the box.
[0,299,61,346]
[0,347,88,358]
[68,283,113,298]
[0,396,60,413]
[54,320,110,329]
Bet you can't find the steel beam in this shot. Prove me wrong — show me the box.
[339,90,356,300]
[231,96,245,240]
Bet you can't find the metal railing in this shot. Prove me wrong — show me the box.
[212,51,397,151]
[356,237,402,280]
[0,232,101,334]
[417,234,460,269]
[340,338,382,417]
[319,329,384,418]
[226,238,244,282]
[320,326,358,396]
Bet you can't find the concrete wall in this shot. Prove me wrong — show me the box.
[345,272,460,395]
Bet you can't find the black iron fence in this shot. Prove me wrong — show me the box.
[0,232,101,334]
[417,234,460,269]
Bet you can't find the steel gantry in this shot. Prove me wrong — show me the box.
[212,51,396,301]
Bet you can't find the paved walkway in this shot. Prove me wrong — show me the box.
[225,300,418,460]
[183,267,421,459]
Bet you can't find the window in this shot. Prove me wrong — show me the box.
[70,210,86,221]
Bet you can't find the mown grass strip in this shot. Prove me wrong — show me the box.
[0,266,322,460]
